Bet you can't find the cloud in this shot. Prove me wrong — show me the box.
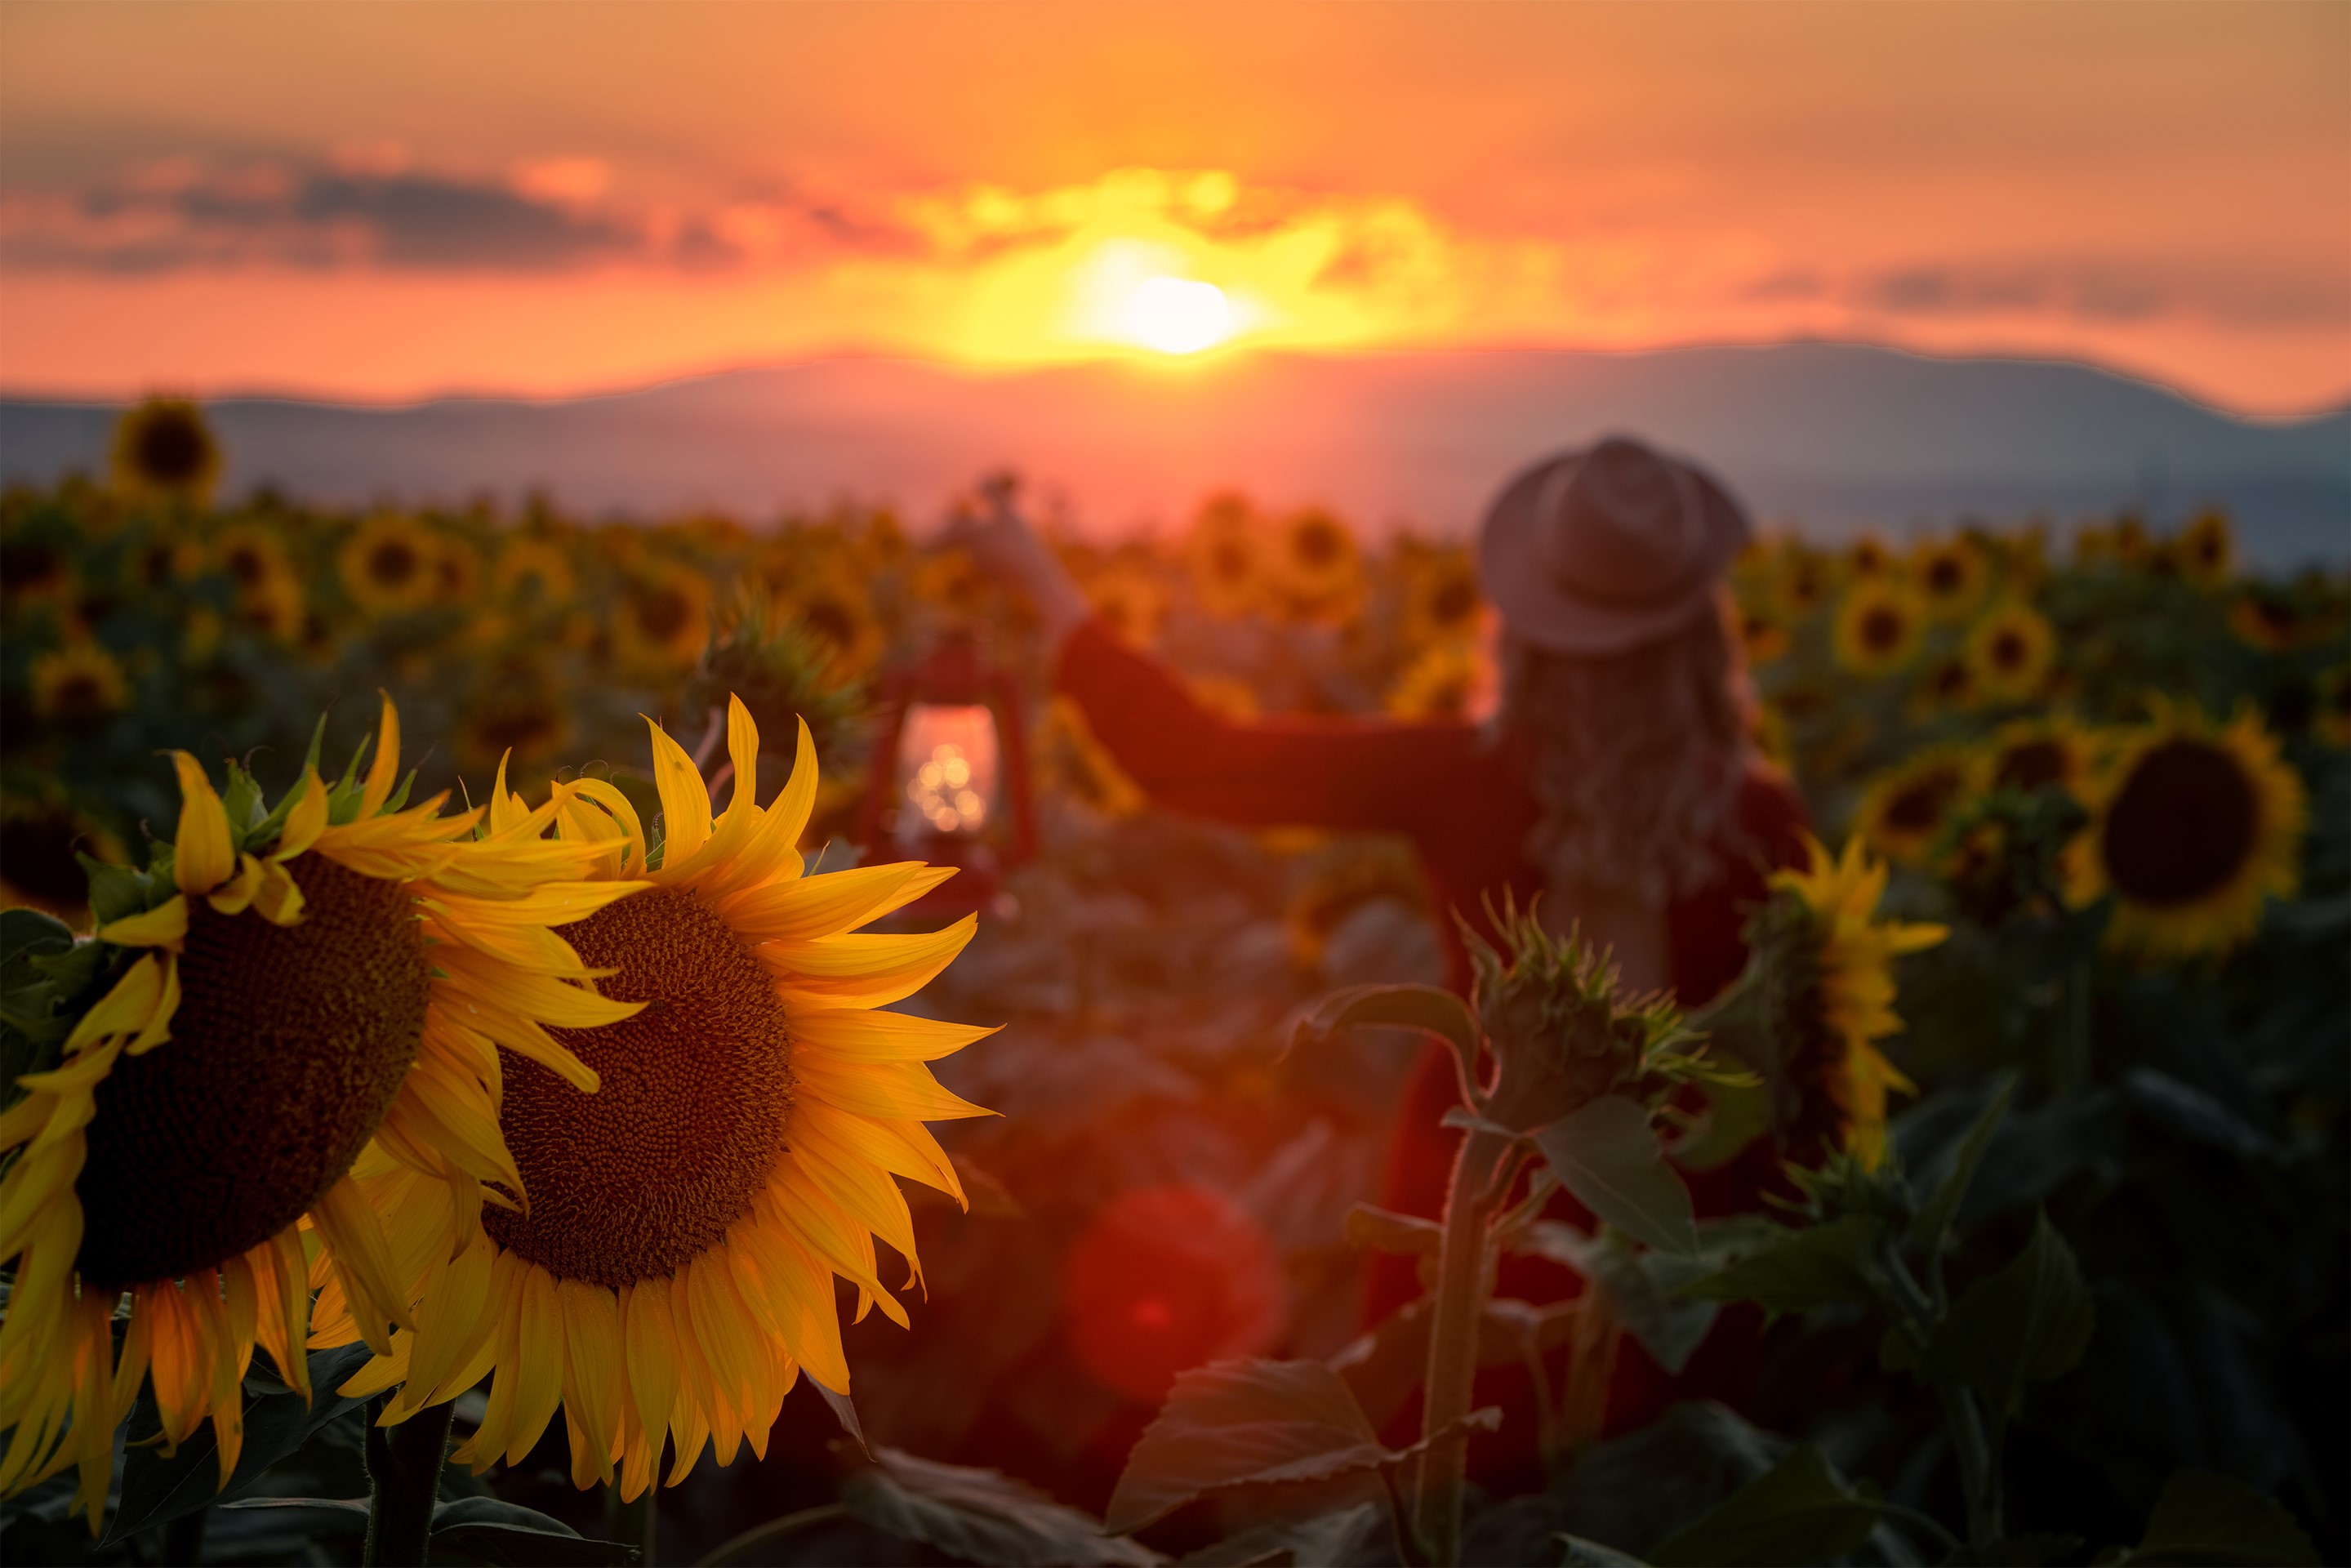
[0,155,922,274]
[1845,259,2344,330]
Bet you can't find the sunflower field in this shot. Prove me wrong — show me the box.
[1,400,2345,1568]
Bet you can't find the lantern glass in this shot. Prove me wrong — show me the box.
[894,702,1000,846]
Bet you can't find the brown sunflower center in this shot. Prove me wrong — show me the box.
[136,415,210,485]
[1861,606,1904,653]
[1430,578,1477,626]
[1294,523,1341,568]
[1994,739,2068,792]
[1991,630,2028,670]
[225,546,268,587]
[1926,557,1963,595]
[803,598,857,648]
[367,539,421,587]
[632,586,691,644]
[485,887,791,1287]
[75,858,429,1290]
[1885,768,1962,834]
[1212,541,1249,582]
[2100,740,2258,906]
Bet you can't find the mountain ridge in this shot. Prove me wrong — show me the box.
[5,343,2344,563]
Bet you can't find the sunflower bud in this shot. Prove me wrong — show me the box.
[1465,897,1681,1133]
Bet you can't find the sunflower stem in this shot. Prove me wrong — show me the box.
[1410,1125,1514,1567]
[606,1480,659,1566]
[363,1396,453,1568]
[158,1502,208,1566]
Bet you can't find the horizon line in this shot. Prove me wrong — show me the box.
[5,335,2347,428]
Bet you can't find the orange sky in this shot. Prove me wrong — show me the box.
[2,1,2345,412]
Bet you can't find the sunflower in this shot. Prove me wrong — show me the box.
[29,641,129,725]
[1832,580,1926,676]
[341,514,443,617]
[1270,508,1365,626]
[212,523,305,641]
[434,532,484,604]
[456,665,576,779]
[1774,546,1833,620]
[1400,548,1482,649]
[612,558,715,675]
[0,700,644,1530]
[2165,509,2233,588]
[0,791,123,922]
[1909,536,1988,621]
[323,698,994,1499]
[493,537,579,608]
[1736,601,1790,666]
[1963,600,2056,706]
[785,570,885,679]
[2067,698,2306,961]
[1845,534,1897,580]
[1,537,74,607]
[1975,715,2095,798]
[111,398,221,506]
[1765,836,1948,1167]
[2316,667,2350,749]
[1385,641,1485,719]
[1854,746,1971,866]
[1285,840,1429,969]
[1911,654,1977,717]
[1085,564,1166,648]
[1185,492,1266,618]
[2224,586,2345,653]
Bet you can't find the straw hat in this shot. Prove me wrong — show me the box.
[1476,434,1752,656]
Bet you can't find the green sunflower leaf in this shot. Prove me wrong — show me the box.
[1914,1210,2094,1422]
[1680,1215,1884,1317]
[1648,1443,1884,1567]
[1528,1094,1699,1258]
[80,853,159,927]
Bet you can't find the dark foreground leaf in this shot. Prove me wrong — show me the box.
[1647,1443,1881,1567]
[430,1495,634,1566]
[1292,984,1483,1102]
[1106,1360,1391,1535]
[103,1340,376,1544]
[847,1446,1158,1566]
[2100,1470,2318,1566]
[1921,1211,2095,1420]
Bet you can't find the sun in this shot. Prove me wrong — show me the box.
[1119,276,1233,354]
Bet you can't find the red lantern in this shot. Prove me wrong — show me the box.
[857,630,1035,912]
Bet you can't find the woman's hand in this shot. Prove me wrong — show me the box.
[943,471,1093,648]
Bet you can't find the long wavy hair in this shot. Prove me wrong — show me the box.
[1493,590,1759,907]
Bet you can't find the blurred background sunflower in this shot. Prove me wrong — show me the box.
[1833,578,1926,676]
[109,397,220,507]
[2068,698,2305,960]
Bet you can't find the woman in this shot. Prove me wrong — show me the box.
[956,435,1810,1455]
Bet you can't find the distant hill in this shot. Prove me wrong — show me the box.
[4,343,2344,564]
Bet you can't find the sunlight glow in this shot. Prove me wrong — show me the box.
[1118,277,1233,355]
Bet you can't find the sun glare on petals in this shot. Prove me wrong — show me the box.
[1118,276,1233,355]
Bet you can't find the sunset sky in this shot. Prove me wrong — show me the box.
[2,1,2345,413]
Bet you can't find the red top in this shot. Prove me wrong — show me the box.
[1053,621,1813,1460]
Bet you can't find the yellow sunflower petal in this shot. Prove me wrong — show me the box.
[358,695,403,817]
[96,896,189,950]
[644,715,713,870]
[168,752,236,895]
